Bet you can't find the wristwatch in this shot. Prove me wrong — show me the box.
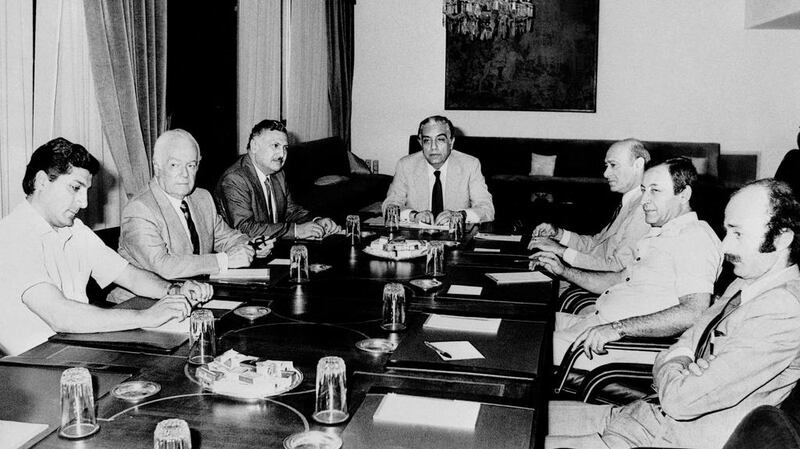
[611,320,626,337]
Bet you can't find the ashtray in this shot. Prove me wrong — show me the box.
[111,380,161,402]
[309,263,332,273]
[283,430,342,449]
[233,306,271,321]
[409,278,442,291]
[355,338,398,354]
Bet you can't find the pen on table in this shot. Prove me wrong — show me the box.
[423,341,452,359]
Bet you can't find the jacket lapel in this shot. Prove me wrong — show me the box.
[243,155,270,222]
[149,180,193,254]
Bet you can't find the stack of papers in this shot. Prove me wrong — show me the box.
[0,420,49,448]
[474,233,522,242]
[423,314,501,334]
[426,341,485,360]
[485,271,550,284]
[373,394,481,430]
[447,285,483,296]
[209,268,270,280]
[364,217,449,231]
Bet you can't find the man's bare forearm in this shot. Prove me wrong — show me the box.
[616,293,711,337]
[561,266,625,294]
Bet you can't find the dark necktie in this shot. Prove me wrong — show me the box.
[432,170,443,217]
[609,202,623,224]
[180,200,200,254]
[694,290,742,360]
[264,177,275,224]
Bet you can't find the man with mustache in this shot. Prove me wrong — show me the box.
[110,130,273,303]
[215,119,341,240]
[382,115,494,225]
[546,178,800,449]
[533,158,722,370]
[0,138,213,356]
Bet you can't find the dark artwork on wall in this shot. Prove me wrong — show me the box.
[445,0,599,112]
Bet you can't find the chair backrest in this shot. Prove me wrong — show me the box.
[722,405,800,449]
[775,149,800,201]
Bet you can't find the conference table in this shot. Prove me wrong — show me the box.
[0,223,556,449]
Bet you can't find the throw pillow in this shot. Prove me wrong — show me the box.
[349,152,372,175]
[530,153,557,176]
[690,157,708,175]
[314,175,350,186]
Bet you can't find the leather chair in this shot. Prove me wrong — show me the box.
[775,148,800,201]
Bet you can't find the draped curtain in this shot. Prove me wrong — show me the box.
[83,0,167,198]
[325,0,356,151]
[237,0,283,153]
[0,0,34,217]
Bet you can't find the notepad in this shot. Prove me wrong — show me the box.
[267,258,291,266]
[209,268,270,280]
[485,271,550,284]
[447,285,483,296]
[473,247,501,253]
[474,233,522,242]
[0,420,49,449]
[427,341,485,361]
[373,394,480,430]
[424,314,501,333]
[201,300,242,310]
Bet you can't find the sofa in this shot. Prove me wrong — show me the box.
[408,135,736,234]
[282,136,392,221]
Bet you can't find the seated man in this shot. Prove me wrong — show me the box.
[382,115,494,224]
[0,138,213,356]
[114,130,272,300]
[546,179,800,449]
[532,158,722,369]
[528,138,651,272]
[215,119,340,240]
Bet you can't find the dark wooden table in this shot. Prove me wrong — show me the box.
[2,226,553,448]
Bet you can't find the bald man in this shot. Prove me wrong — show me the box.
[111,130,272,302]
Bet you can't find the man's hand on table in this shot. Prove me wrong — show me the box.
[295,221,325,239]
[412,210,435,224]
[571,323,623,359]
[227,244,255,268]
[315,217,342,236]
[251,237,275,258]
[529,251,565,276]
[180,280,214,304]
[528,237,567,256]
[530,222,563,241]
[142,295,192,327]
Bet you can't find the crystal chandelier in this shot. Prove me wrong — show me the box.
[443,0,535,40]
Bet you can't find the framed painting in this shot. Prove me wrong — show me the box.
[445,0,599,112]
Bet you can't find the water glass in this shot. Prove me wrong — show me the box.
[426,241,446,276]
[448,211,465,241]
[346,215,361,246]
[59,367,100,439]
[384,204,400,232]
[313,356,349,424]
[188,309,215,365]
[154,418,191,449]
[371,160,379,174]
[289,244,310,283]
[381,283,406,331]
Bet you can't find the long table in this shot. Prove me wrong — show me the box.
[2,226,555,448]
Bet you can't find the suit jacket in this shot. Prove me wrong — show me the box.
[603,266,800,448]
[565,190,649,271]
[215,154,312,239]
[118,180,249,279]
[382,150,495,222]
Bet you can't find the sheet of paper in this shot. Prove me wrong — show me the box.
[485,271,550,284]
[209,268,270,280]
[373,393,480,430]
[362,216,449,231]
[424,314,501,334]
[447,285,483,296]
[474,233,522,242]
[267,258,291,266]
[473,247,501,253]
[201,300,242,310]
[0,420,50,449]
[427,341,485,361]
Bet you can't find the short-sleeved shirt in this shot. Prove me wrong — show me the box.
[0,201,128,355]
[595,212,722,323]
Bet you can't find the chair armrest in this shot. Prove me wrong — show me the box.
[558,286,599,314]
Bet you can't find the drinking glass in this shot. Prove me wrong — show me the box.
[188,309,215,365]
[59,367,100,439]
[384,204,400,233]
[448,211,464,241]
[290,244,310,283]
[426,241,445,276]
[346,215,361,246]
[381,283,406,331]
[154,418,191,449]
[313,356,349,424]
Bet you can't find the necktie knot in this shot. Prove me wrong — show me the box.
[434,170,441,179]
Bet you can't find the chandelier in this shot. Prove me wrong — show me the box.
[443,0,535,40]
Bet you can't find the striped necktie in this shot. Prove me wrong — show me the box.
[180,200,200,254]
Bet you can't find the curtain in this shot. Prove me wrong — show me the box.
[32,0,124,228]
[0,0,34,217]
[325,0,355,151]
[238,0,283,154]
[83,0,167,198]
[288,1,332,142]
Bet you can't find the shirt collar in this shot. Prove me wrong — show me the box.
[621,188,640,207]
[152,180,185,212]
[253,164,270,184]
[647,211,698,237]
[427,157,450,178]
[739,264,800,305]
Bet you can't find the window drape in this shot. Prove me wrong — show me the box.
[325,0,356,151]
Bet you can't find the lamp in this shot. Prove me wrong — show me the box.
[443,0,535,40]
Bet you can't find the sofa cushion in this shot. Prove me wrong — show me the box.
[530,153,557,176]
[314,175,350,186]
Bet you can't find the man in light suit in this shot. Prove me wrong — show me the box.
[382,115,494,224]
[114,130,272,300]
[546,178,800,449]
[215,119,341,240]
[528,139,651,272]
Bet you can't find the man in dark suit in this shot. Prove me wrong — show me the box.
[215,120,340,240]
